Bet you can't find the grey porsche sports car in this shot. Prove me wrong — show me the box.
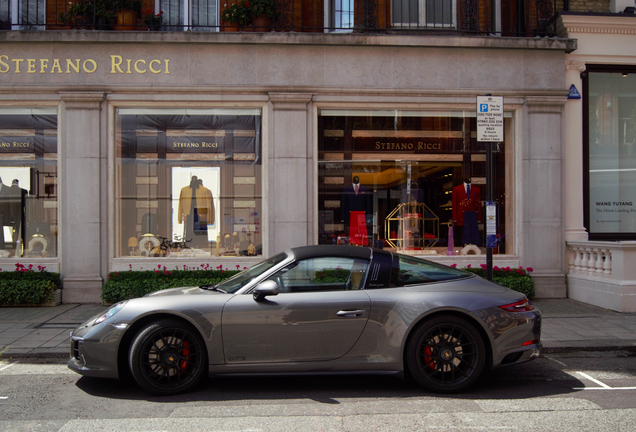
[68,245,541,395]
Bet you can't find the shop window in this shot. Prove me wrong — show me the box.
[2,0,45,29]
[318,109,512,255]
[0,108,58,258]
[392,0,455,28]
[585,67,636,239]
[115,108,262,258]
[159,0,217,30]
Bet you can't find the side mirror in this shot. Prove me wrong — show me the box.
[253,280,280,302]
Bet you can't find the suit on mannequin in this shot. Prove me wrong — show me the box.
[178,176,214,244]
[452,179,481,245]
[340,176,372,245]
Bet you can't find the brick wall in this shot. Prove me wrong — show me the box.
[568,0,611,13]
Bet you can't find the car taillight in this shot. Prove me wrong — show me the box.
[498,299,534,312]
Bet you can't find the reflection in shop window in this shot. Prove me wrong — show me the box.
[318,109,512,255]
[116,108,262,258]
[0,108,58,258]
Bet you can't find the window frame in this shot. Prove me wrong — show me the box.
[583,64,636,241]
[391,0,456,29]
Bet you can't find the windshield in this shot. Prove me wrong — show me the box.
[214,252,290,293]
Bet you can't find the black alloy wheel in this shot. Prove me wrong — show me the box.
[407,316,485,393]
[129,319,207,395]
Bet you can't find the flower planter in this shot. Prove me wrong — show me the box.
[113,10,140,31]
[220,23,240,32]
[251,14,273,32]
[0,289,62,307]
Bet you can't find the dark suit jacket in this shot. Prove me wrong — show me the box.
[452,184,482,226]
[340,184,372,224]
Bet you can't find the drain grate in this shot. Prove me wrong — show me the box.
[36,323,80,329]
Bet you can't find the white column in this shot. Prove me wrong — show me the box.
[564,61,588,241]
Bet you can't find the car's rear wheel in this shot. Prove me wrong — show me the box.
[407,316,485,393]
[129,319,207,395]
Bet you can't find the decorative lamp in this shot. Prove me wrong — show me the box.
[128,237,138,255]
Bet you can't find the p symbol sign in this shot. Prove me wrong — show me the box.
[479,104,488,113]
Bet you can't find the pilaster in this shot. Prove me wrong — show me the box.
[59,92,105,303]
[268,93,313,254]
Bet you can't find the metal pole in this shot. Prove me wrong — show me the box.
[486,141,493,281]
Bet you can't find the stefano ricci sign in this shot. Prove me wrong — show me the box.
[0,55,171,75]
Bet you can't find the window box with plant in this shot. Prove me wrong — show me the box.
[143,10,164,31]
[248,0,275,31]
[0,264,62,306]
[112,0,142,30]
[220,1,251,31]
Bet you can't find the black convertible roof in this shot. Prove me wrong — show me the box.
[290,245,379,261]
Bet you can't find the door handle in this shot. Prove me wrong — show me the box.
[336,309,365,317]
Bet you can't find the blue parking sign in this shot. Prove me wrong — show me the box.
[479,104,488,112]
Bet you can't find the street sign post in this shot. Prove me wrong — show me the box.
[477,96,503,281]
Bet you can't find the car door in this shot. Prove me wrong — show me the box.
[221,256,370,363]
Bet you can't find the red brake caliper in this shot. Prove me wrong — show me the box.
[180,340,190,373]
[423,346,435,371]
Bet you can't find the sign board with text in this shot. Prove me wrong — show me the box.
[477,96,504,142]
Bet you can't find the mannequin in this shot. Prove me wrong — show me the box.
[451,177,481,246]
[0,177,8,249]
[177,176,214,245]
[340,175,372,245]
[8,179,27,252]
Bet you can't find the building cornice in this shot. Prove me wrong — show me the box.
[0,30,576,52]
[558,13,636,37]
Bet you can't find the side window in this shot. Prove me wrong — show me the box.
[391,255,468,287]
[269,257,368,293]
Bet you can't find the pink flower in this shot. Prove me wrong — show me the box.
[493,266,500,271]
[480,264,487,269]
[243,266,248,270]
[236,265,240,269]
[450,264,457,268]
[526,267,533,273]
[466,264,471,268]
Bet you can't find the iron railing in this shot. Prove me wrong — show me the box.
[0,0,564,36]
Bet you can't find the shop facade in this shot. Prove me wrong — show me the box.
[0,31,574,303]
[559,8,636,312]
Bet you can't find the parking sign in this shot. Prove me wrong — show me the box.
[476,96,503,142]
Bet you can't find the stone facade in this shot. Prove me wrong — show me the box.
[0,31,575,302]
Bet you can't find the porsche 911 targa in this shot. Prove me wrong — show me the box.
[68,245,541,395]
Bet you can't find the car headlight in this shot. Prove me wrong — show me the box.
[93,301,127,325]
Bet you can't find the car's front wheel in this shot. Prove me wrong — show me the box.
[129,319,207,395]
[406,316,485,393]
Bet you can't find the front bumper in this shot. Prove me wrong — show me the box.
[67,324,126,379]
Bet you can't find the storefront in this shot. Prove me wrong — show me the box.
[560,10,636,312]
[0,31,573,302]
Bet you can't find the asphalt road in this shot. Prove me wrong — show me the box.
[1,351,635,432]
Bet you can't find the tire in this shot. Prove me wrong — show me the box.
[129,319,207,395]
[406,316,485,393]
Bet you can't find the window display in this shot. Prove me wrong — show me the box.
[318,109,511,255]
[586,69,636,238]
[115,108,262,258]
[0,108,58,258]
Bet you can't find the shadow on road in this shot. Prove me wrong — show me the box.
[75,359,586,403]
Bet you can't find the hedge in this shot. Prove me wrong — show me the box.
[0,264,61,305]
[458,264,535,299]
[102,265,241,303]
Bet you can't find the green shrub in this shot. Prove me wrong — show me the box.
[102,265,241,303]
[0,264,61,305]
[456,264,535,299]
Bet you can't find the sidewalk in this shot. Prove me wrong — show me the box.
[0,299,635,359]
